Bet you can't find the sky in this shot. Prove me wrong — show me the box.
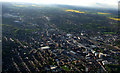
[0,0,119,9]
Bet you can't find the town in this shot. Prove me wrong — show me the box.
[2,2,120,73]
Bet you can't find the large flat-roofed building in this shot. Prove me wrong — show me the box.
[40,46,50,50]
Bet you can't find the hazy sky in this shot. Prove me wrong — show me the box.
[0,0,119,9]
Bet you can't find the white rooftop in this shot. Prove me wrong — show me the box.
[41,46,50,50]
